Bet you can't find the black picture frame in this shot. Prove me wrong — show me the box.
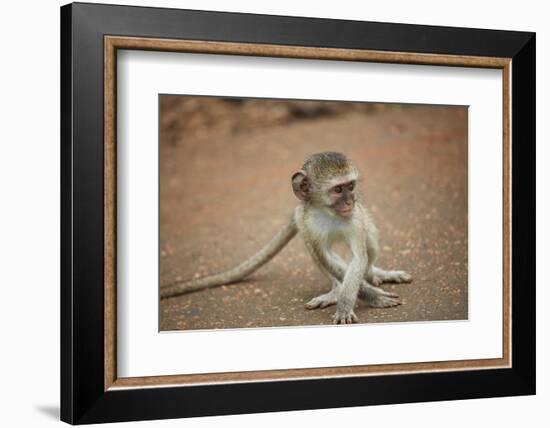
[61,2,535,424]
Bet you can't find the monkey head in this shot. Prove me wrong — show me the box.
[292,152,359,218]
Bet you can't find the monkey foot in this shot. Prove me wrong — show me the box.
[371,270,413,286]
[359,284,399,299]
[367,294,401,308]
[391,271,413,283]
[305,292,337,310]
[371,276,383,287]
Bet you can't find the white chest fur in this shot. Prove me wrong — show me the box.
[308,210,353,245]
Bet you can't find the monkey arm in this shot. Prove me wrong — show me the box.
[304,242,346,282]
[160,216,298,298]
[307,243,372,292]
[339,239,368,298]
[328,252,401,300]
[332,240,368,324]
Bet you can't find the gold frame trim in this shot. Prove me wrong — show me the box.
[104,36,512,391]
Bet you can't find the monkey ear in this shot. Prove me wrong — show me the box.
[292,170,310,201]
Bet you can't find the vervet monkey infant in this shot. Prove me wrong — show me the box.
[161,152,411,324]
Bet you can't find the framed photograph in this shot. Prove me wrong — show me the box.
[60,2,535,424]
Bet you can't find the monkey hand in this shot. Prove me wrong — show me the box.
[333,299,358,324]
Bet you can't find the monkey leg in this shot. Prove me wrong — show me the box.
[301,240,347,310]
[366,266,412,286]
[308,281,401,311]
[324,253,402,309]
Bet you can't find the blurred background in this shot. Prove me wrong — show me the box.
[159,96,468,331]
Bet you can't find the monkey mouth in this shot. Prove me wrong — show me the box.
[335,207,354,216]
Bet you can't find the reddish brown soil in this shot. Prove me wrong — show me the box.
[159,99,468,331]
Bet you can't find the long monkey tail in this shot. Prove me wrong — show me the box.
[160,217,298,299]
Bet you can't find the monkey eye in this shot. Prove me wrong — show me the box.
[333,185,343,194]
[348,182,355,191]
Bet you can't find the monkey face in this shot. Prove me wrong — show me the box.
[291,152,359,217]
[328,180,356,217]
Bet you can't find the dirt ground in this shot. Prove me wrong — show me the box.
[159,98,468,331]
